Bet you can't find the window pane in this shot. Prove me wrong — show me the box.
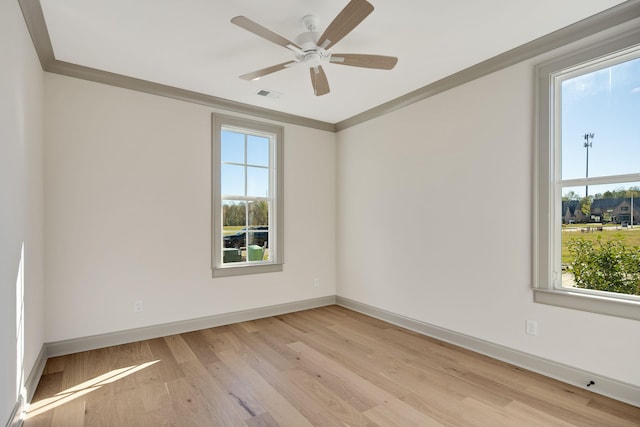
[221,130,245,163]
[222,200,247,264]
[247,166,268,197]
[248,201,269,227]
[248,201,269,257]
[247,135,269,166]
[561,183,640,296]
[222,200,246,229]
[221,164,245,196]
[247,230,269,249]
[561,57,640,180]
[246,234,268,262]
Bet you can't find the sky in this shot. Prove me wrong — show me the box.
[560,53,640,197]
[220,130,270,198]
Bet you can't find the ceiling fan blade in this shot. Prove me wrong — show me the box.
[330,53,398,70]
[310,66,330,96]
[240,61,298,81]
[231,16,301,51]
[317,0,374,50]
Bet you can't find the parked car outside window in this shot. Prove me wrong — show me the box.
[223,226,269,248]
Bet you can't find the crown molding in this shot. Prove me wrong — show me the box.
[47,60,337,132]
[18,0,640,133]
[335,0,640,131]
[17,0,336,133]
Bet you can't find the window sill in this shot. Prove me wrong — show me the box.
[533,289,640,321]
[212,263,283,278]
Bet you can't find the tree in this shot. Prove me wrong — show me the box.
[562,191,580,201]
[580,196,592,217]
[249,201,269,226]
[223,202,246,226]
[625,186,640,198]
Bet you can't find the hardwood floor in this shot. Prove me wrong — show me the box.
[24,305,639,426]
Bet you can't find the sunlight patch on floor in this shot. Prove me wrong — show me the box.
[25,360,159,419]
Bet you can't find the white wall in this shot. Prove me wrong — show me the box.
[336,25,640,389]
[0,0,45,423]
[44,74,336,342]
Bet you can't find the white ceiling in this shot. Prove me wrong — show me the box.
[39,0,626,124]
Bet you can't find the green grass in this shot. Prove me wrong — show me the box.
[562,226,640,264]
[223,225,244,236]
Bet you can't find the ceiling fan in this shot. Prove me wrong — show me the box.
[231,0,398,96]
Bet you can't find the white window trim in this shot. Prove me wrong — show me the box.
[533,27,640,321]
[212,114,284,277]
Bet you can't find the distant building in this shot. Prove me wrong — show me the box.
[561,200,586,224]
[590,197,640,224]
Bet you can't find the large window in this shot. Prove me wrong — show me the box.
[212,115,283,277]
[534,28,640,320]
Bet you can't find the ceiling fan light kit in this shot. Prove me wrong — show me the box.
[231,0,398,96]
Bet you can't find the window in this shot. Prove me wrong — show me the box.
[212,114,284,277]
[534,28,640,320]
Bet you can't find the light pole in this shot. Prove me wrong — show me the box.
[631,192,634,229]
[584,133,594,198]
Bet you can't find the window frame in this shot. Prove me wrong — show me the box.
[212,114,284,277]
[534,27,640,321]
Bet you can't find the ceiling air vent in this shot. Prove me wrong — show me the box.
[257,89,282,99]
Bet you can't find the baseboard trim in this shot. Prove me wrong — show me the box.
[5,395,23,427]
[24,345,47,403]
[45,295,336,357]
[5,345,46,427]
[335,296,640,408]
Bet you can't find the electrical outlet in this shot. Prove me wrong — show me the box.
[526,320,537,336]
[134,300,143,313]
[313,278,320,287]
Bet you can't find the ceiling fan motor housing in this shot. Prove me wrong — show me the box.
[295,26,330,68]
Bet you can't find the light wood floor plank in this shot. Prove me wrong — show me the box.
[179,360,251,425]
[206,360,269,419]
[363,400,444,427]
[288,340,446,425]
[504,400,588,427]
[166,377,235,427]
[164,335,199,364]
[50,396,85,427]
[180,330,221,366]
[24,372,62,427]
[24,305,640,426]
[285,367,375,426]
[145,337,186,384]
[216,349,314,426]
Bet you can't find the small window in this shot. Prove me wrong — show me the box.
[212,115,284,277]
[534,28,640,320]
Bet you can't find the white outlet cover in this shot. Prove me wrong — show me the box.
[134,301,143,312]
[526,320,538,335]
